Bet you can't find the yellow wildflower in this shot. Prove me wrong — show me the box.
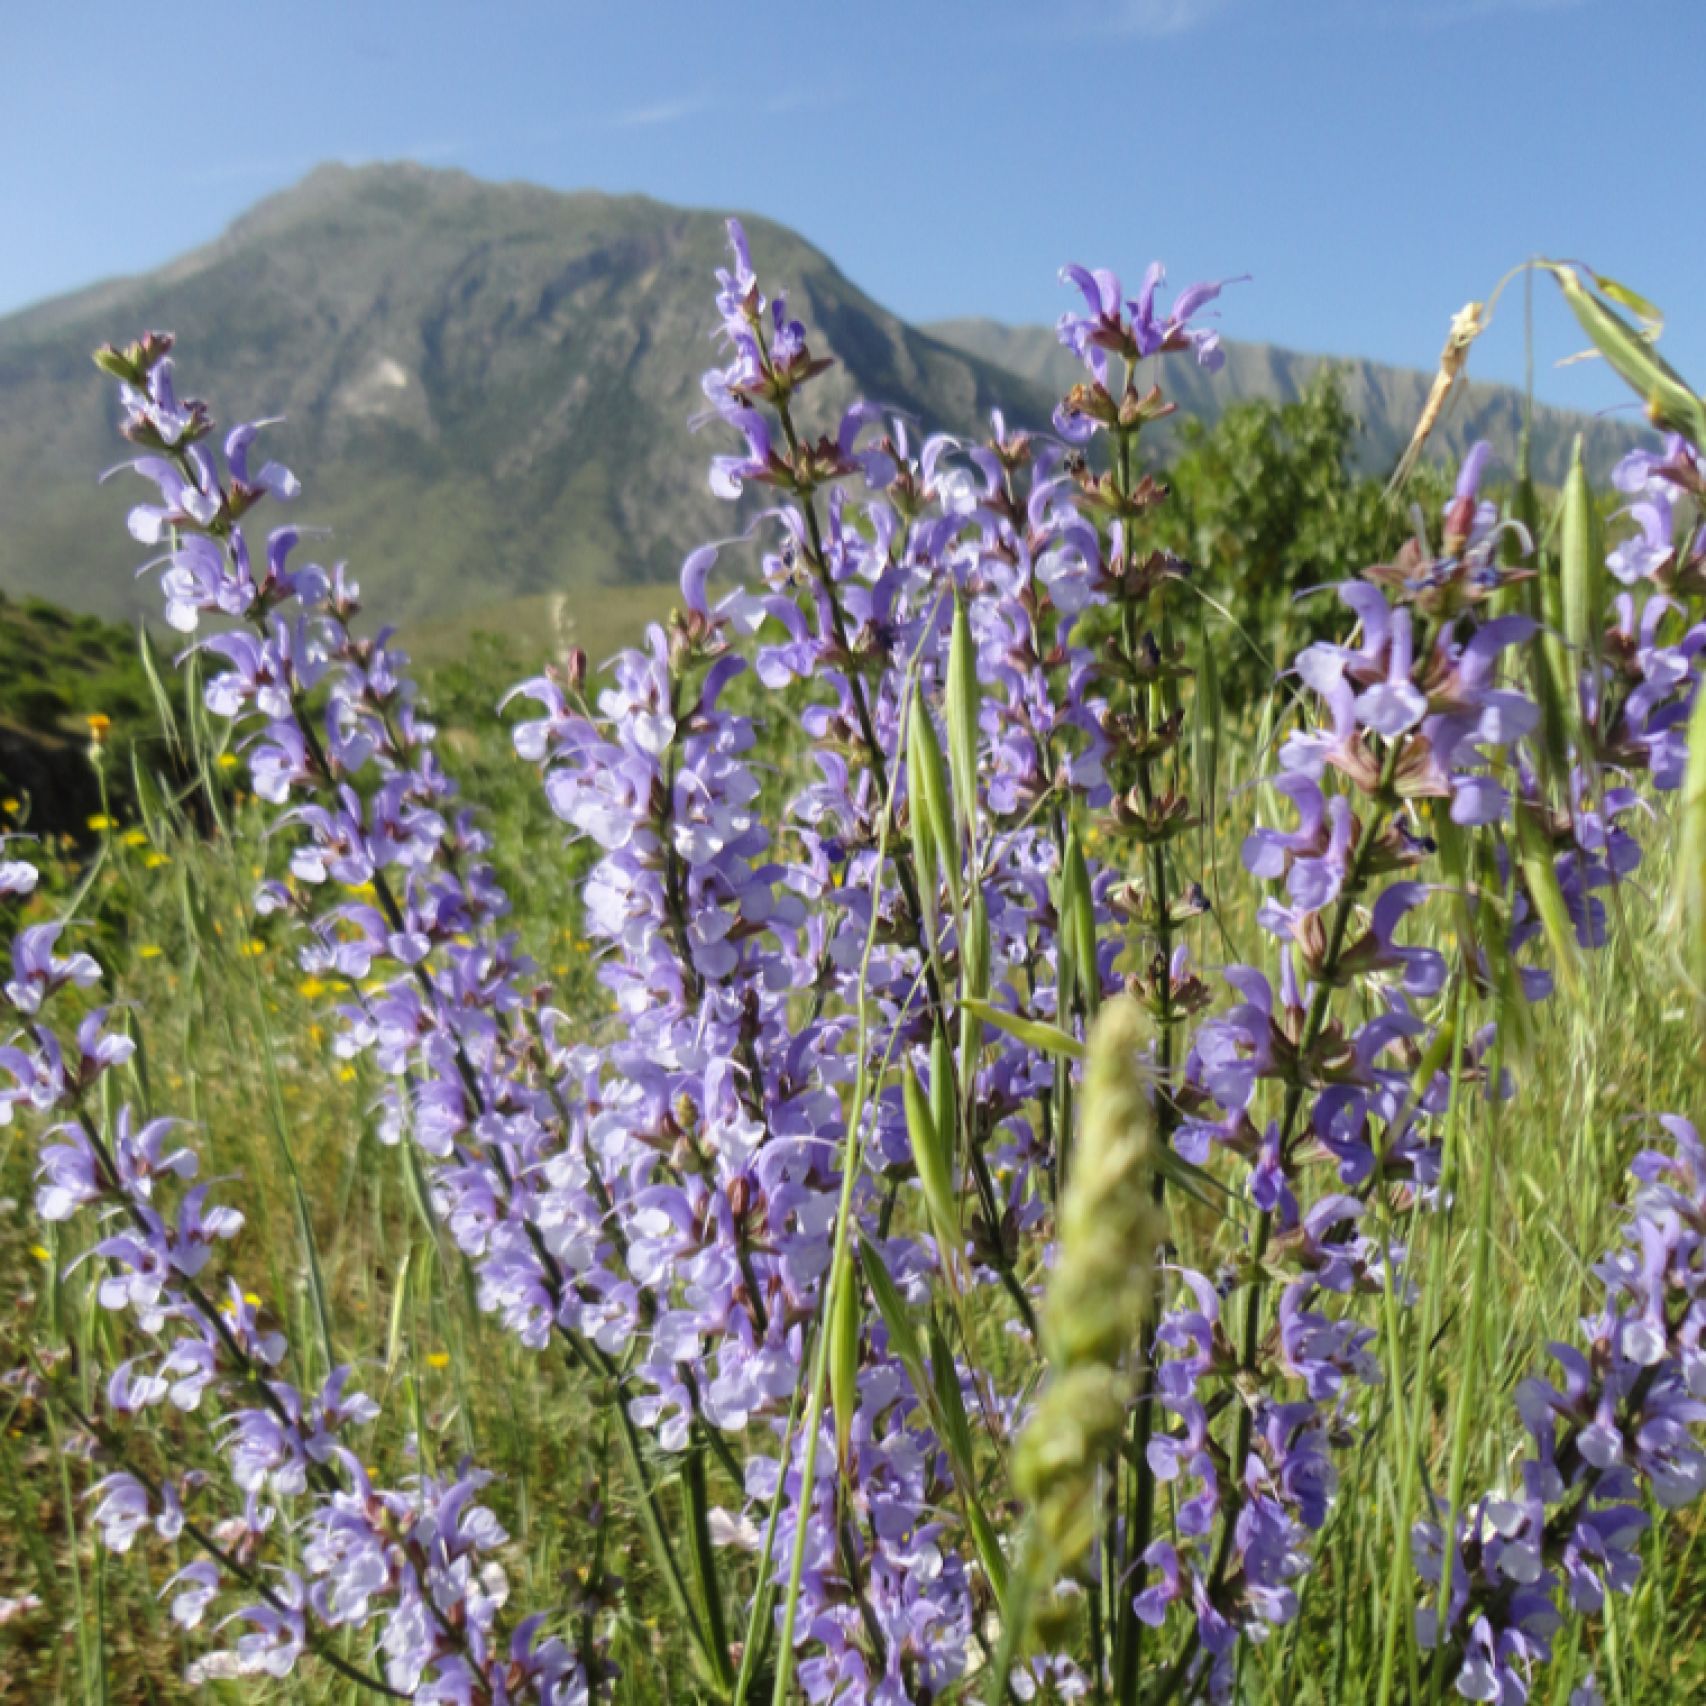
[425,1351,451,1370]
[138,945,163,960]
[86,813,116,832]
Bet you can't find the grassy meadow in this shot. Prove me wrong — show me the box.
[2,561,1701,1703]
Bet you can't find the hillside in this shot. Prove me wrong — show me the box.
[0,163,1648,632]
[0,164,1051,627]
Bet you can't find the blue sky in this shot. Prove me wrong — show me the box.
[7,0,1702,411]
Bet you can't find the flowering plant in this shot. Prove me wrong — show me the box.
[2,231,1701,1705]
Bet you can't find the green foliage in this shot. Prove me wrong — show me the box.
[5,642,1701,1703]
[1159,371,1451,698]
[0,591,152,732]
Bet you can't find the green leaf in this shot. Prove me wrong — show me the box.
[928,1314,977,1476]
[1060,825,1098,1017]
[859,1240,1006,1605]
[1151,1144,1234,1213]
[860,1236,926,1379]
[1592,272,1664,336]
[959,998,1085,1061]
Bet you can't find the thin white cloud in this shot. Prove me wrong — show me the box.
[1389,0,1590,23]
[1107,0,1232,35]
[1046,0,1231,43]
[405,139,466,164]
[179,154,319,190]
[610,94,712,129]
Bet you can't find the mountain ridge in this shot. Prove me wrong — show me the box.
[924,314,1648,485]
[0,162,1649,631]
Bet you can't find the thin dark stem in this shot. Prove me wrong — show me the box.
[43,1375,406,1699]
[1112,377,1186,1704]
[201,553,723,1686]
[1151,741,1406,1704]
[67,1104,343,1499]
[770,393,1039,1344]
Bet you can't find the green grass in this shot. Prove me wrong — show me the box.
[400,583,677,675]
[0,605,1700,1704]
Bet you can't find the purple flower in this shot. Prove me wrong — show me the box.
[7,923,99,1014]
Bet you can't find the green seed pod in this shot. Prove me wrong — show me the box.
[1515,802,1583,1002]
[959,889,990,1067]
[962,888,991,1002]
[905,1066,958,1265]
[1009,999,1163,1589]
[946,592,981,841]
[828,1252,862,1466]
[1673,682,1706,1001]
[906,693,960,911]
[1409,1017,1457,1106]
[1559,435,1602,663]
[1548,263,1706,445]
[1060,826,1098,1017]
[929,1028,955,1163]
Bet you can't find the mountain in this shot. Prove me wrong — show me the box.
[0,164,1052,629]
[925,317,1648,485]
[0,163,1648,634]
